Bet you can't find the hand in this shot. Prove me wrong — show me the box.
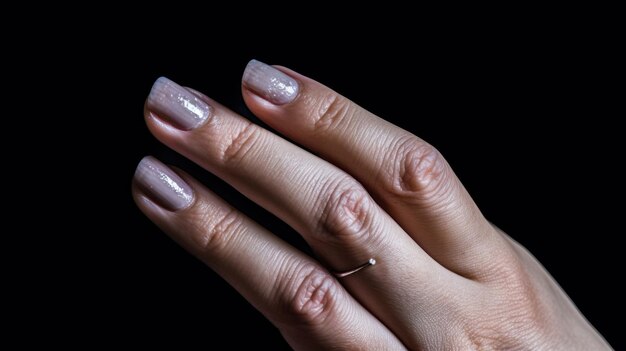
[132,60,610,350]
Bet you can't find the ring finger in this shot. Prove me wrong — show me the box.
[132,157,403,350]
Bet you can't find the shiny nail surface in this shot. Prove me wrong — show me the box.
[242,59,299,105]
[134,156,193,211]
[146,77,211,130]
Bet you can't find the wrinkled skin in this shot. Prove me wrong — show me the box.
[133,61,611,350]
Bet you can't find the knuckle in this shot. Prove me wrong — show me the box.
[465,255,551,347]
[499,266,545,324]
[483,245,536,290]
[384,137,452,204]
[221,122,261,165]
[315,178,377,247]
[194,207,244,253]
[281,265,338,326]
[312,93,353,134]
[462,296,548,350]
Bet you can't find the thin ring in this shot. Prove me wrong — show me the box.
[333,258,377,278]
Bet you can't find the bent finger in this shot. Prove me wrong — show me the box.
[241,60,504,277]
[132,156,405,350]
[143,77,455,345]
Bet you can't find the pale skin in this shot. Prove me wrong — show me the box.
[132,62,611,350]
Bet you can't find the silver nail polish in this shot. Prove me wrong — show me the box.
[146,77,212,130]
[242,59,299,105]
[134,156,193,211]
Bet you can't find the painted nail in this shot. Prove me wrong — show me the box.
[134,156,194,211]
[146,77,212,130]
[242,59,299,105]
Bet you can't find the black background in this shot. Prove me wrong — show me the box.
[97,33,622,349]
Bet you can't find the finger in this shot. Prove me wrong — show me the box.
[132,156,405,350]
[144,77,456,346]
[241,60,505,278]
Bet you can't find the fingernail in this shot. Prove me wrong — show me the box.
[146,77,212,130]
[134,156,194,211]
[242,59,299,105]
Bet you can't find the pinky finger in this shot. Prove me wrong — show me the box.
[132,156,405,350]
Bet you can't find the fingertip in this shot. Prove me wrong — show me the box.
[241,86,282,112]
[241,59,300,106]
[132,180,170,222]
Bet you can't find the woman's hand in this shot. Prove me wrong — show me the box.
[132,60,610,350]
